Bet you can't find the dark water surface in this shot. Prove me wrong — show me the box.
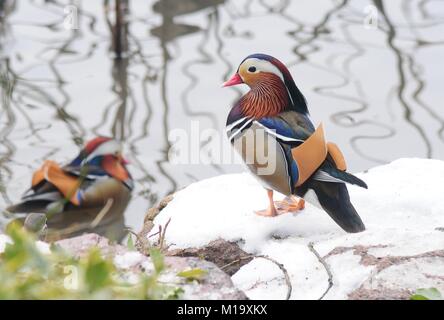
[1,0,443,234]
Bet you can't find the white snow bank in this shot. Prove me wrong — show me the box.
[114,251,144,269]
[0,234,12,254]
[0,234,51,255]
[151,158,444,299]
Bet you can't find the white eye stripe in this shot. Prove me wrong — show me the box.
[228,119,253,141]
[241,58,284,82]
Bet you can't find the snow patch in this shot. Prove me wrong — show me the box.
[114,251,144,269]
[0,234,12,254]
[150,158,444,299]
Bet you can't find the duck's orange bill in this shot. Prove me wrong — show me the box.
[31,160,81,205]
[292,124,328,187]
[222,73,243,87]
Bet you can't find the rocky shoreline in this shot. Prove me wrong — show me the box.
[1,158,443,300]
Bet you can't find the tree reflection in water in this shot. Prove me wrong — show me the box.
[0,0,443,239]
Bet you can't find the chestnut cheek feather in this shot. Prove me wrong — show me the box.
[102,155,130,183]
[240,73,289,119]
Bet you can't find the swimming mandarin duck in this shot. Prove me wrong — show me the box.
[223,53,367,233]
[6,137,133,239]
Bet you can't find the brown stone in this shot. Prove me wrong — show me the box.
[54,233,247,300]
[168,239,253,276]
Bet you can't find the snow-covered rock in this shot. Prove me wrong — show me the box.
[150,158,444,299]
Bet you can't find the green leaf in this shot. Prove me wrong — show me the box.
[0,223,182,300]
[3,222,48,273]
[126,234,135,251]
[149,248,164,274]
[84,249,113,292]
[411,288,442,300]
[160,286,184,300]
[177,268,208,281]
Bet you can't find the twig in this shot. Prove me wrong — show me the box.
[220,256,253,271]
[126,229,146,248]
[135,218,172,255]
[148,230,160,238]
[159,217,171,251]
[156,225,162,247]
[90,198,114,228]
[308,242,333,300]
[221,255,292,300]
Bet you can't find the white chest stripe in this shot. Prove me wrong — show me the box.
[226,116,250,133]
[228,118,253,141]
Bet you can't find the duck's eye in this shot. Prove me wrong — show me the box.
[248,66,256,73]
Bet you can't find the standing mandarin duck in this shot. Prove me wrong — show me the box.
[223,53,367,233]
[6,137,133,240]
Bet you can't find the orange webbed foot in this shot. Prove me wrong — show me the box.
[275,195,305,212]
[255,190,305,218]
[255,206,278,217]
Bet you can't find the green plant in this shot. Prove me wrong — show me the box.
[410,288,443,300]
[0,223,182,299]
[177,268,208,282]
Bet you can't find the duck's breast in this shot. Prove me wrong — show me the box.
[232,122,292,196]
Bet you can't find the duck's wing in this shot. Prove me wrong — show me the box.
[259,111,367,188]
[258,111,367,233]
[7,161,108,214]
[7,181,64,214]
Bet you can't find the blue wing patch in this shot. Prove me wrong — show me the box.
[256,117,305,144]
[282,144,299,192]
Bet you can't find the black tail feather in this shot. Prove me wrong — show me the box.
[311,181,365,233]
[324,168,368,189]
[6,201,50,214]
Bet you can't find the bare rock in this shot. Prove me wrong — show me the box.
[348,255,444,299]
[322,244,444,300]
[168,239,253,276]
[164,256,247,299]
[55,233,247,300]
[56,233,125,257]
[137,194,174,253]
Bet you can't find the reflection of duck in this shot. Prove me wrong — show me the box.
[223,54,367,233]
[7,137,133,240]
[153,0,224,17]
[150,0,225,42]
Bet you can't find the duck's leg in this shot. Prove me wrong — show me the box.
[255,189,278,217]
[255,190,305,217]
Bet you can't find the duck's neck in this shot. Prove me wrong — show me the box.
[240,75,289,119]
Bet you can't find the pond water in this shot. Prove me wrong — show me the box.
[1,0,443,235]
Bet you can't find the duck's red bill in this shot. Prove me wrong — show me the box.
[222,73,243,87]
